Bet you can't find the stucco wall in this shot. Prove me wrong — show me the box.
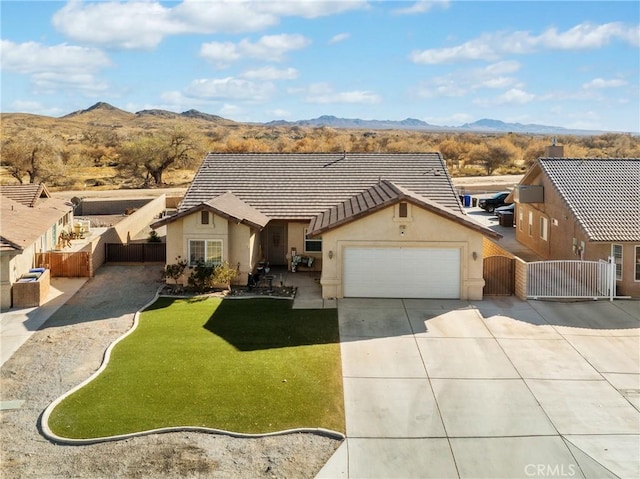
[2,244,38,309]
[287,222,322,272]
[164,211,260,286]
[110,195,167,243]
[318,203,486,300]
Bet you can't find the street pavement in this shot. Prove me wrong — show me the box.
[317,296,640,479]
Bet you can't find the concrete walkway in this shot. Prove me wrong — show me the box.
[0,277,88,368]
[317,297,640,479]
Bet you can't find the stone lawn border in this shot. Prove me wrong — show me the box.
[39,286,345,445]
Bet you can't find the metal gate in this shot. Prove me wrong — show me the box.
[526,258,615,300]
[105,243,166,263]
[483,255,515,295]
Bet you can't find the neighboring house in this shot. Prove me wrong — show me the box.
[512,158,640,297]
[153,152,500,300]
[0,184,74,308]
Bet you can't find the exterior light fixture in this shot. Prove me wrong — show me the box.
[328,250,334,259]
[399,225,406,236]
[472,251,478,261]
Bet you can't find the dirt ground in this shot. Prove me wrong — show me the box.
[0,265,340,478]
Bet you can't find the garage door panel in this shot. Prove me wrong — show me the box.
[343,247,460,299]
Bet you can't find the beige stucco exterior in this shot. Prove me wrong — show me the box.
[164,210,262,286]
[285,221,322,272]
[515,170,640,298]
[317,202,486,300]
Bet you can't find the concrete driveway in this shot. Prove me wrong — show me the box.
[317,297,640,479]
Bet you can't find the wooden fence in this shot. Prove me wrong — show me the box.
[36,252,92,277]
[483,255,515,295]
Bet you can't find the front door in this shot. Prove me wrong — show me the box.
[265,223,286,265]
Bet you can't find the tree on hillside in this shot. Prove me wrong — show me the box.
[0,130,63,184]
[117,127,204,186]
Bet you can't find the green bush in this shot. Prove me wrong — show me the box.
[188,261,237,292]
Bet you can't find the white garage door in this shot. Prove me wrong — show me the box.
[343,247,461,298]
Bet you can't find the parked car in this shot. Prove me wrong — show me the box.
[478,191,510,213]
[493,203,514,216]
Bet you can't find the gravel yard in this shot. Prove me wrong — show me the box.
[1,265,339,478]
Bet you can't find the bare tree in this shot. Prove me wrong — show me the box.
[1,130,63,183]
[118,126,204,186]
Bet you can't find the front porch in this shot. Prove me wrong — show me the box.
[239,266,334,309]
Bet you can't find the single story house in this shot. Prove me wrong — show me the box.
[153,152,500,300]
[0,183,74,309]
[512,157,640,297]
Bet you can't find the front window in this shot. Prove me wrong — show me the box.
[528,211,533,236]
[635,246,640,282]
[189,239,222,266]
[201,211,210,225]
[304,228,322,253]
[612,244,623,281]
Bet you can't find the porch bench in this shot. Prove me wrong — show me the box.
[291,255,314,272]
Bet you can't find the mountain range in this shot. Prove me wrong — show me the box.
[20,102,607,135]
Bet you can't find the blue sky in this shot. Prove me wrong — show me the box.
[1,1,638,132]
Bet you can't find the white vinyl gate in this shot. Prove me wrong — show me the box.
[526,257,616,300]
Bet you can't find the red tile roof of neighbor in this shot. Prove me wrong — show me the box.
[532,158,640,242]
[178,152,462,220]
[308,180,501,239]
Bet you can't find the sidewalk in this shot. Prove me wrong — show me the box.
[0,277,88,368]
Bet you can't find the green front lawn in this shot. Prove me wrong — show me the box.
[48,297,344,438]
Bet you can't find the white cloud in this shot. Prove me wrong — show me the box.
[31,72,109,95]
[200,34,310,67]
[52,0,366,50]
[474,88,536,107]
[482,60,521,76]
[423,113,473,125]
[184,77,276,102]
[259,1,368,19]
[0,40,111,95]
[9,100,65,117]
[219,104,242,117]
[52,1,180,50]
[298,83,381,104]
[329,33,350,44]
[582,78,627,89]
[410,22,639,64]
[413,61,521,99]
[268,108,292,118]
[0,40,110,74]
[241,67,298,81]
[393,1,450,15]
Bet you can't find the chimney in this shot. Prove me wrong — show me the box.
[545,137,564,158]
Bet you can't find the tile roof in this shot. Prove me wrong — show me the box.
[0,183,50,207]
[538,158,640,242]
[308,180,501,239]
[179,152,461,220]
[0,196,72,251]
[153,191,269,230]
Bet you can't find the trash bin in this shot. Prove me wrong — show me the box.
[498,211,514,227]
[472,197,478,207]
[463,195,471,207]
